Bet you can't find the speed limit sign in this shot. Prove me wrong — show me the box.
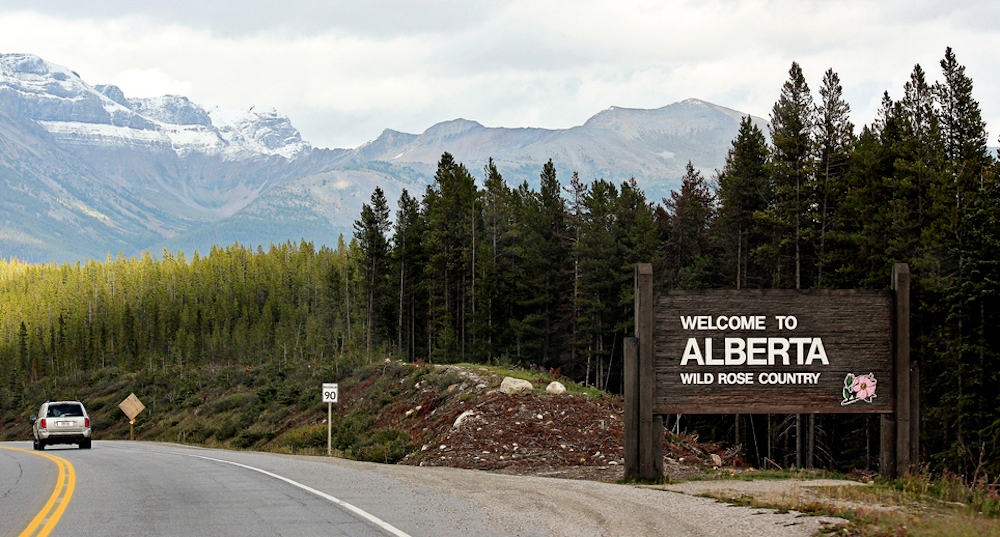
[322,383,339,456]
[322,383,339,403]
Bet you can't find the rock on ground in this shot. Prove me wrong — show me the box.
[499,377,533,395]
[546,381,567,395]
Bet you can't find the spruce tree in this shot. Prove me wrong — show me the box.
[661,162,715,288]
[715,116,771,289]
[923,48,995,472]
[353,187,392,357]
[576,179,621,389]
[422,153,479,363]
[513,160,570,367]
[391,189,426,361]
[480,159,517,361]
[814,69,854,286]
[767,61,816,290]
[767,62,819,468]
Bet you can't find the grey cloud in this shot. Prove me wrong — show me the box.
[452,32,596,74]
[0,0,500,37]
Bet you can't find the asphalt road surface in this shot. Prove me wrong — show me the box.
[1,441,842,537]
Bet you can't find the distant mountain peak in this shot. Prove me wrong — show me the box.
[0,52,310,159]
[208,106,309,157]
[0,53,77,79]
[420,118,485,139]
[94,84,130,108]
[130,94,213,127]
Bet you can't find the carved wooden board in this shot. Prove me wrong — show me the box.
[653,290,894,414]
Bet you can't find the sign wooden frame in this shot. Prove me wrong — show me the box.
[624,263,917,479]
[652,289,894,415]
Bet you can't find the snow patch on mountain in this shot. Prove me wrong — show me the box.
[208,106,309,159]
[0,53,309,160]
[130,95,212,127]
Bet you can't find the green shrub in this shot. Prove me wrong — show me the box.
[331,412,372,450]
[214,421,238,441]
[281,423,328,449]
[233,425,276,448]
[189,424,215,443]
[277,385,300,406]
[259,406,291,426]
[354,427,411,464]
[208,392,255,413]
[233,428,261,448]
[426,369,464,393]
[256,384,278,403]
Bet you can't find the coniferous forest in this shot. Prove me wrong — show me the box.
[1,48,998,477]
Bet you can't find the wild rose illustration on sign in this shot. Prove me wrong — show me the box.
[841,373,877,405]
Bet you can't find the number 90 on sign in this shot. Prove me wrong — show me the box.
[322,383,339,403]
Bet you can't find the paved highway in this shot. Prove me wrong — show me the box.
[1,441,841,537]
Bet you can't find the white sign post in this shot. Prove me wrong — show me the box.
[322,383,339,456]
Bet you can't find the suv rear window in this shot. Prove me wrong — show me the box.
[46,404,84,417]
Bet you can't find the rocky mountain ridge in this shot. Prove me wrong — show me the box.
[0,53,310,159]
[0,52,767,263]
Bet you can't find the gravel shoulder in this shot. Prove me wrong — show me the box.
[343,457,848,537]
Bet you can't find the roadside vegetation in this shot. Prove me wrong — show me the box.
[676,469,1000,536]
[0,359,489,463]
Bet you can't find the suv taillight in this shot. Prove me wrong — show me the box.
[85,418,90,428]
[40,419,47,429]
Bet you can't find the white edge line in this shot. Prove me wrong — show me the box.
[170,451,413,537]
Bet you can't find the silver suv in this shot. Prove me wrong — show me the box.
[32,401,92,450]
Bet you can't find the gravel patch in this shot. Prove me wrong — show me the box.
[662,478,867,497]
[368,462,848,537]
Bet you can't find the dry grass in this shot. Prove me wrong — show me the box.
[683,471,1000,537]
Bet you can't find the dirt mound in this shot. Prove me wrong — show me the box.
[379,365,744,482]
[402,392,625,476]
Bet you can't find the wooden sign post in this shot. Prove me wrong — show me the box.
[624,263,916,479]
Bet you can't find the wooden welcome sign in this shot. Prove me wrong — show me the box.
[654,290,893,415]
[624,263,917,480]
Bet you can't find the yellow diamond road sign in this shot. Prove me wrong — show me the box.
[119,393,146,421]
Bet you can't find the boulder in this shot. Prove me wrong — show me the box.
[499,377,533,396]
[546,381,567,395]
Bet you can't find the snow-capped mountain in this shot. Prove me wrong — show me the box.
[0,53,351,261]
[0,53,310,160]
[0,53,767,263]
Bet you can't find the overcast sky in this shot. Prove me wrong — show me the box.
[1,1,997,149]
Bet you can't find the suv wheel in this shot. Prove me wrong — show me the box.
[33,438,44,450]
[80,439,91,449]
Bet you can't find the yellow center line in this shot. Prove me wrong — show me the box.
[0,447,75,537]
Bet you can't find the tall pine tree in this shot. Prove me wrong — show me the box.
[354,187,392,357]
[767,61,816,290]
[814,69,854,286]
[715,116,772,289]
